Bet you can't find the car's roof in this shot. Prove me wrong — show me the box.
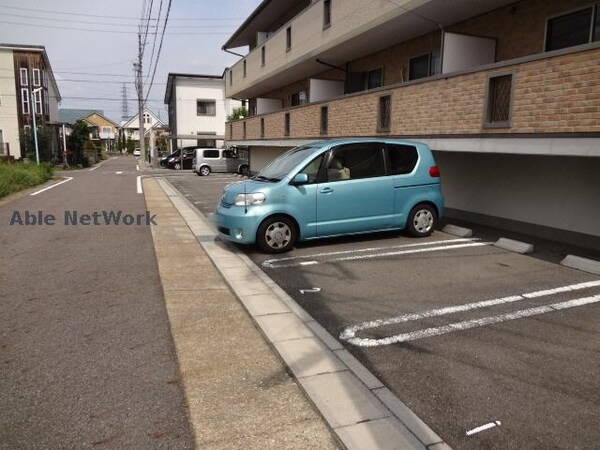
[308,138,423,147]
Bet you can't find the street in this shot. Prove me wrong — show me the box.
[167,172,600,450]
[0,158,194,449]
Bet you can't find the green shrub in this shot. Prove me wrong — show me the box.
[0,162,54,198]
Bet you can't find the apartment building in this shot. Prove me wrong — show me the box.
[164,73,241,149]
[223,0,600,249]
[0,44,62,159]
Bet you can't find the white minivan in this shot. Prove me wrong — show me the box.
[193,148,249,176]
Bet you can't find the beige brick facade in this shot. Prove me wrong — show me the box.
[227,46,600,141]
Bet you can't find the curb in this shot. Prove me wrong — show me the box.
[156,177,451,450]
[561,255,600,275]
[494,237,534,254]
[441,224,472,238]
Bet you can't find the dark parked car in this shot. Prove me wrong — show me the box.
[163,147,196,170]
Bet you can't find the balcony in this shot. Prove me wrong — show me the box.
[226,44,600,157]
[224,0,517,99]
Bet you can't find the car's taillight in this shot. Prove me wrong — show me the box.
[429,166,440,178]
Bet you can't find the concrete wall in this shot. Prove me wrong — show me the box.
[174,78,240,148]
[249,146,290,172]
[435,151,600,238]
[0,49,20,158]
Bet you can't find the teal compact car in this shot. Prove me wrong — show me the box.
[215,139,444,253]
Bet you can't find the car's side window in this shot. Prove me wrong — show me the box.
[327,143,386,182]
[387,144,418,175]
[299,153,325,184]
[203,150,220,158]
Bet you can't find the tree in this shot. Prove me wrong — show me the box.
[227,106,248,121]
[126,136,135,153]
[20,127,54,162]
[67,120,92,166]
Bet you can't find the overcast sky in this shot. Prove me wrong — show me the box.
[0,0,260,124]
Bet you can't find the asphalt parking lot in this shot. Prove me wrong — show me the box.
[165,173,600,450]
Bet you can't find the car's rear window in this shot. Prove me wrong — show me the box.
[387,144,418,175]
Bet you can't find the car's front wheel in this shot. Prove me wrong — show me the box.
[256,216,297,253]
[407,204,437,237]
[173,162,181,170]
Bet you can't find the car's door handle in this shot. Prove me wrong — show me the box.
[319,187,334,194]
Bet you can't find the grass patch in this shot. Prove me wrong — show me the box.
[0,162,54,198]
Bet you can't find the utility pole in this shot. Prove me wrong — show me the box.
[135,32,146,164]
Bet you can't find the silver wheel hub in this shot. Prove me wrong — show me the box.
[265,222,291,249]
[413,210,433,233]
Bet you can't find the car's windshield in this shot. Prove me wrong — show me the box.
[255,145,320,181]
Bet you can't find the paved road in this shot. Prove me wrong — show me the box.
[0,157,195,449]
[167,172,600,450]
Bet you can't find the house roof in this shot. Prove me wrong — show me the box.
[121,108,165,129]
[164,72,226,104]
[82,111,119,128]
[0,43,62,101]
[59,109,105,125]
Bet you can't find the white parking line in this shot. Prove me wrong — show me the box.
[340,280,600,347]
[264,240,491,268]
[136,176,143,194]
[30,177,73,196]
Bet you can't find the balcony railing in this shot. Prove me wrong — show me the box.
[227,44,600,143]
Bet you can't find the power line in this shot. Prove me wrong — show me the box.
[144,0,173,102]
[0,3,244,21]
[0,20,234,34]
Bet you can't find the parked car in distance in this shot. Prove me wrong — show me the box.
[193,148,249,176]
[215,139,444,253]
[165,147,195,170]
[133,148,140,156]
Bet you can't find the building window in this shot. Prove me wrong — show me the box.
[101,126,111,133]
[408,53,434,80]
[197,100,216,116]
[243,121,247,139]
[43,92,49,114]
[284,113,290,136]
[260,118,265,137]
[290,90,307,107]
[143,112,152,124]
[485,74,513,127]
[34,90,42,114]
[21,88,30,114]
[243,60,247,78]
[545,5,600,51]
[286,26,292,51]
[20,68,28,86]
[367,68,383,89]
[378,95,391,132]
[229,70,233,86]
[261,46,266,66]
[229,123,233,137]
[320,106,328,135]
[32,68,41,86]
[323,0,331,29]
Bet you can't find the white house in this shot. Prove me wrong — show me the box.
[164,73,241,149]
[120,109,165,144]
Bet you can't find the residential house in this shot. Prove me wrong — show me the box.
[164,72,241,150]
[0,43,62,159]
[223,0,600,249]
[82,111,118,153]
[120,109,165,145]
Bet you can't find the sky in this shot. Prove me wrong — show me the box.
[0,0,261,124]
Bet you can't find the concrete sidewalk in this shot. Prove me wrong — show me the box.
[144,176,451,450]
[144,178,339,449]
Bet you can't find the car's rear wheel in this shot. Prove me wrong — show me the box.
[199,166,211,176]
[256,216,296,253]
[174,162,181,170]
[407,204,437,237]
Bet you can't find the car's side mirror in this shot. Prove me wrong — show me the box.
[292,173,309,185]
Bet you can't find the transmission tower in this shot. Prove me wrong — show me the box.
[121,83,130,122]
